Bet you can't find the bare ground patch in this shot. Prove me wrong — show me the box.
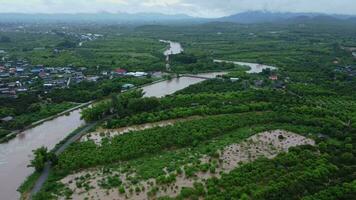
[81,116,202,144]
[60,130,314,200]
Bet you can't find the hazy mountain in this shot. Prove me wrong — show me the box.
[216,11,355,24]
[0,11,355,25]
[0,12,196,24]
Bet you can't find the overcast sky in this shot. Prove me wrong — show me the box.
[0,0,355,18]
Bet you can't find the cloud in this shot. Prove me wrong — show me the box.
[96,0,128,4]
[141,0,182,7]
[0,0,355,17]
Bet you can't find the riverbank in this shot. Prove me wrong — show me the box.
[19,118,105,200]
[0,101,92,144]
[0,78,167,145]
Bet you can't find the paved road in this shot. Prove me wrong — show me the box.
[29,121,98,198]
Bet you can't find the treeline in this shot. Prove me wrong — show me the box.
[57,112,276,173]
[58,107,348,174]
[46,77,152,103]
[106,102,271,128]
[80,89,152,122]
[170,53,237,73]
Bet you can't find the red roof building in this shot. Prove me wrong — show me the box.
[115,68,127,74]
[269,75,278,81]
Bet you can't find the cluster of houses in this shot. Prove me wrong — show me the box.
[0,56,154,98]
[0,58,94,98]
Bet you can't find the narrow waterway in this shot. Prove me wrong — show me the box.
[160,40,183,56]
[160,40,183,70]
[213,59,277,73]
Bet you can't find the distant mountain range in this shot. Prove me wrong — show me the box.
[0,12,194,24]
[215,11,356,24]
[0,11,355,24]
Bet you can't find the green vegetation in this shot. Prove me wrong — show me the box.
[0,76,154,141]
[28,147,57,172]
[13,20,356,200]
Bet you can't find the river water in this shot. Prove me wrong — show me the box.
[0,110,85,200]
[160,40,183,56]
[0,72,225,200]
[213,59,277,73]
[160,40,183,70]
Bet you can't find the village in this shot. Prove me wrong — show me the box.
[0,53,152,99]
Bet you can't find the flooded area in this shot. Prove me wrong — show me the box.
[60,130,314,200]
[82,116,201,144]
[214,59,277,73]
[0,72,223,200]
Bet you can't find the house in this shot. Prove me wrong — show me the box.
[125,72,136,76]
[43,83,54,88]
[134,72,148,77]
[126,72,148,77]
[1,116,13,123]
[269,75,278,81]
[16,87,28,92]
[230,78,240,82]
[31,68,44,74]
[0,73,10,78]
[8,82,17,88]
[122,84,135,90]
[16,67,25,73]
[114,68,127,75]
[86,76,100,82]
[0,88,9,92]
[151,71,163,78]
[0,66,5,72]
[9,68,16,74]
[38,71,48,78]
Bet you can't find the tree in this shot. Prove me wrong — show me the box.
[28,147,58,172]
[28,147,49,172]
